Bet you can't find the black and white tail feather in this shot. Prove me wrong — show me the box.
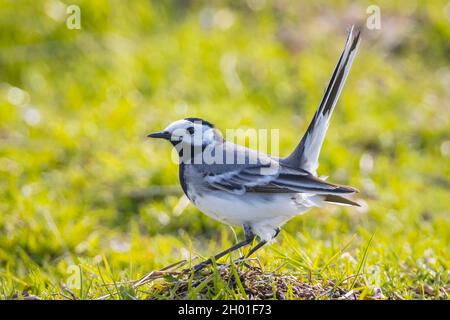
[279,25,361,207]
[282,25,361,176]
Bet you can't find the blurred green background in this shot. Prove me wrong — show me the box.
[0,0,448,299]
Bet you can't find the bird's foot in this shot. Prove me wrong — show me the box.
[232,256,262,271]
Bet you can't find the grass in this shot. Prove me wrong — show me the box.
[0,1,449,300]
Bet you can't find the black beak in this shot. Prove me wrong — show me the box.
[147,131,171,139]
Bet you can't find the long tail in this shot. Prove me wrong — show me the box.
[281,25,361,175]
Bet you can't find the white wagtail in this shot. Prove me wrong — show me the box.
[148,26,361,271]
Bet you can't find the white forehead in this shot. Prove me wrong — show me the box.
[164,119,210,132]
[164,119,192,132]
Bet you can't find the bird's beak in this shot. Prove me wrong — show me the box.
[147,131,171,139]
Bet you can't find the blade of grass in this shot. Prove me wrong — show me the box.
[350,232,375,290]
[229,259,248,300]
[320,234,357,275]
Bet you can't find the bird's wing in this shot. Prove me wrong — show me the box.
[281,25,361,175]
[204,163,357,195]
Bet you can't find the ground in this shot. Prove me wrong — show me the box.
[0,1,449,299]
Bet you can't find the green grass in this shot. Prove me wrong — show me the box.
[0,0,449,300]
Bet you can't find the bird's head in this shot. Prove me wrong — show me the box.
[147,117,222,149]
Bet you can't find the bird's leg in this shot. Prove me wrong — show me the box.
[190,237,254,272]
[243,224,255,242]
[236,228,281,266]
[244,240,267,258]
[189,225,256,273]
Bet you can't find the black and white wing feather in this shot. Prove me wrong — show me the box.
[282,25,361,175]
[205,163,357,195]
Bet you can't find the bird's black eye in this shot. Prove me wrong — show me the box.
[186,127,195,134]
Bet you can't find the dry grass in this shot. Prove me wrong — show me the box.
[127,259,362,300]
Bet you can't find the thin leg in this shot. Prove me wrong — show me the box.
[245,240,267,258]
[189,224,255,273]
[243,224,254,240]
[191,236,254,272]
[239,228,281,261]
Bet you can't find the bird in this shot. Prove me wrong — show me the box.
[147,26,361,271]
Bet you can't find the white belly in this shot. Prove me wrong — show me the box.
[189,190,323,241]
